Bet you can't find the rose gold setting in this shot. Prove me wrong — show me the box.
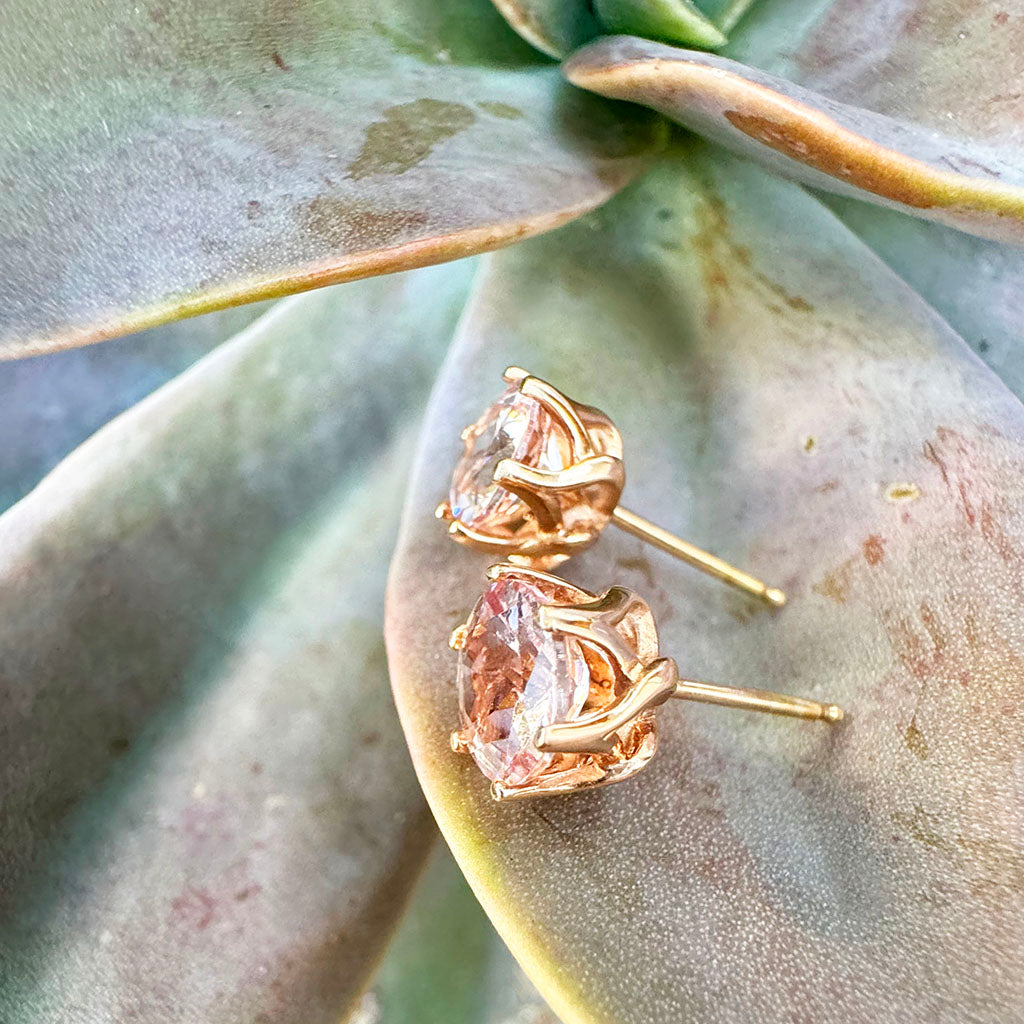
[439,367,785,606]
[438,366,624,569]
[452,564,844,801]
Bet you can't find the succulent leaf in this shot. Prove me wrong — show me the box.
[565,37,1024,242]
[489,0,603,58]
[821,196,1024,400]
[0,0,660,357]
[593,0,727,48]
[387,146,1024,1024]
[0,262,475,1022]
[0,305,269,512]
[368,845,556,1024]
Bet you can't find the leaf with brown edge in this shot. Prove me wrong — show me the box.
[386,144,1024,1024]
[490,0,601,59]
[727,0,1024,166]
[0,0,662,359]
[0,261,475,1023]
[565,36,1024,243]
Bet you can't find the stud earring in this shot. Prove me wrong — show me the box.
[449,564,843,801]
[438,367,785,608]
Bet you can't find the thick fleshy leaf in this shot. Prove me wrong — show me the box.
[0,304,268,513]
[565,37,1024,242]
[489,0,601,59]
[595,0,726,47]
[362,844,556,1024]
[728,0,1024,164]
[0,262,475,1022]
[0,0,660,357]
[489,0,724,59]
[820,196,1024,400]
[387,147,1024,1023]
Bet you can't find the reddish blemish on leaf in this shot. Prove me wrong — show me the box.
[170,886,217,930]
[863,534,886,566]
[812,556,856,603]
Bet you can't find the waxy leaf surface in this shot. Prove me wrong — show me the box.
[566,37,1024,242]
[0,304,268,512]
[387,147,1024,1024]
[0,0,658,357]
[368,845,556,1024]
[0,262,475,1022]
[821,196,1024,400]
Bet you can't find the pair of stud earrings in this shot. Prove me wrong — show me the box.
[440,367,843,801]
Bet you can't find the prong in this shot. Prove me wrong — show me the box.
[492,458,561,532]
[503,366,530,384]
[535,658,679,754]
[494,455,623,495]
[485,562,592,593]
[518,375,591,456]
[538,587,647,676]
[450,730,470,753]
[435,500,453,521]
[449,623,469,650]
[490,781,510,801]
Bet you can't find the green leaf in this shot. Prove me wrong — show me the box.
[489,0,602,59]
[0,304,268,513]
[490,0,727,57]
[387,145,1024,1024]
[565,37,1024,242]
[818,196,1024,400]
[0,0,661,357]
[0,261,475,1022]
[728,0,1024,164]
[594,0,727,48]
[366,845,556,1024]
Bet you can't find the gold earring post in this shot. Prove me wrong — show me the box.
[609,506,786,609]
[673,678,843,722]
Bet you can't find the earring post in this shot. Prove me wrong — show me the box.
[610,506,786,608]
[674,679,843,722]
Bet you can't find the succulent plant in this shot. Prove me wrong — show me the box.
[2,0,1023,1022]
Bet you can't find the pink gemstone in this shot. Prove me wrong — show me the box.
[457,575,590,787]
[449,385,569,535]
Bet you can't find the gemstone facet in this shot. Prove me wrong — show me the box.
[449,385,569,537]
[457,575,590,787]
[456,572,658,794]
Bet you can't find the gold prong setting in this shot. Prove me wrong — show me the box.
[451,564,660,801]
[451,563,846,801]
[442,368,625,569]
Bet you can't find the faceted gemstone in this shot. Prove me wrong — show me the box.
[457,572,659,794]
[457,575,590,787]
[449,385,570,536]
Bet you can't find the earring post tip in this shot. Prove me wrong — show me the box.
[764,587,787,609]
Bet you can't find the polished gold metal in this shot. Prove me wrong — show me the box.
[439,367,784,607]
[451,563,843,801]
[610,507,786,609]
